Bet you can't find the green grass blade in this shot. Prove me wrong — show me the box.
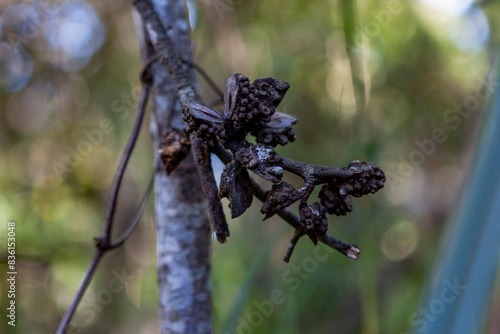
[340,0,366,115]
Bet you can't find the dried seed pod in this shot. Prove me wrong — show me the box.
[343,161,386,197]
[261,182,301,218]
[222,74,291,144]
[180,71,387,261]
[319,161,385,216]
[319,184,353,216]
[299,202,328,245]
[224,73,248,120]
[252,77,290,108]
[251,111,297,147]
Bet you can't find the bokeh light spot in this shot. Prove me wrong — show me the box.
[417,0,473,16]
[0,42,33,93]
[380,221,419,261]
[448,8,489,51]
[44,1,105,71]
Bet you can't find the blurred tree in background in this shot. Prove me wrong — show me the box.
[0,0,499,333]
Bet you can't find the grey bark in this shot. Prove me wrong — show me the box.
[133,1,213,333]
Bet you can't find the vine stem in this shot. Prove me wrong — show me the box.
[102,86,150,245]
[56,86,151,333]
[56,252,103,334]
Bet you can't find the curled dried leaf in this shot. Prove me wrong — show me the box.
[224,73,246,120]
[219,160,254,218]
[187,101,224,125]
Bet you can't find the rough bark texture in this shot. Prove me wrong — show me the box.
[134,1,213,333]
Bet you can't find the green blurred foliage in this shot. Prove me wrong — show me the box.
[0,0,499,333]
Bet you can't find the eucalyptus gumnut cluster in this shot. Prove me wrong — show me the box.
[182,73,296,149]
[181,72,386,259]
[319,161,386,216]
[261,182,298,218]
[224,74,291,142]
[299,203,328,244]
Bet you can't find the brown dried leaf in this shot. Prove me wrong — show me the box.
[187,101,224,125]
[219,160,254,218]
[224,74,242,120]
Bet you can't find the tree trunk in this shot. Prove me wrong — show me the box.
[134,1,213,333]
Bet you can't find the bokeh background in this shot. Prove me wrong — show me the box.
[1,0,499,333]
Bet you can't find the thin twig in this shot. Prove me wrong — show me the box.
[283,229,303,263]
[319,234,360,259]
[139,53,224,104]
[280,156,373,183]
